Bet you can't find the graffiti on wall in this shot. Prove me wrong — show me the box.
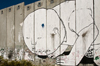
[23,0,100,66]
[0,0,100,65]
[0,0,91,65]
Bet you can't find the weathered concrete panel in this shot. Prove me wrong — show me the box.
[0,8,7,59]
[35,0,46,10]
[47,0,61,58]
[35,0,47,55]
[86,64,94,66]
[94,0,100,66]
[76,0,93,65]
[14,2,24,60]
[57,0,75,65]
[0,9,7,48]
[78,64,84,66]
[47,0,60,9]
[7,6,15,59]
[24,3,34,18]
[24,3,35,61]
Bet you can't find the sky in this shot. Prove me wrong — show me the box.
[0,0,39,10]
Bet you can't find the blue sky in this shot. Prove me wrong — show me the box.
[0,0,39,10]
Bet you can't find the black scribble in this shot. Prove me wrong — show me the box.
[68,22,79,36]
[51,9,67,43]
[87,8,93,17]
[68,10,75,21]
[94,43,100,45]
[68,8,93,21]
[53,27,60,35]
[85,46,94,58]
[78,23,93,34]
[84,18,99,57]
[95,47,100,52]
[46,8,68,56]
[92,43,100,52]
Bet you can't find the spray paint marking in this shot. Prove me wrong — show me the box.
[41,23,44,28]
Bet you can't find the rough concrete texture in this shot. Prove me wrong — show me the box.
[47,0,60,9]
[94,0,100,66]
[7,6,15,60]
[0,8,7,59]
[0,8,7,48]
[14,2,24,60]
[35,0,46,10]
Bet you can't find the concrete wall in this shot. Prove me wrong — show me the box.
[0,0,100,66]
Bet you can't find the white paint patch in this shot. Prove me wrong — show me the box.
[18,32,21,42]
[12,25,14,30]
[94,48,100,65]
[20,22,23,27]
[25,52,30,60]
[23,12,34,53]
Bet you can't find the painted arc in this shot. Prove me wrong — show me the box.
[35,9,47,55]
[23,8,69,56]
[23,0,100,66]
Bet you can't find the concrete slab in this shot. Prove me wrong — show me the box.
[7,6,15,59]
[47,0,61,58]
[35,0,46,10]
[24,3,35,61]
[76,0,93,65]
[47,0,60,9]
[94,0,100,66]
[14,2,24,60]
